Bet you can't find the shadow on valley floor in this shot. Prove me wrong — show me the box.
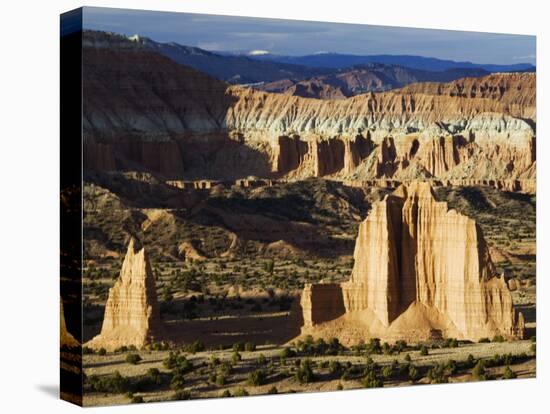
[165,309,303,347]
[83,296,304,347]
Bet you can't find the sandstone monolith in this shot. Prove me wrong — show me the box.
[60,299,79,348]
[86,238,165,351]
[299,182,524,343]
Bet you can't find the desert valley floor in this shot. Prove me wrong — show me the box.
[67,177,536,406]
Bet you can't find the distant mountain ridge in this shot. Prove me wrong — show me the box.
[257,63,490,99]
[247,52,535,73]
[83,30,534,101]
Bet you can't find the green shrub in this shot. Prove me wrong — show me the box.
[382,365,393,379]
[184,340,205,353]
[279,347,296,358]
[362,370,383,388]
[87,371,128,394]
[256,354,267,365]
[478,338,490,343]
[404,354,412,362]
[408,364,420,382]
[427,364,449,384]
[367,338,382,354]
[232,351,242,364]
[394,340,407,353]
[446,360,457,375]
[268,386,278,394]
[145,368,162,385]
[131,395,144,404]
[336,383,343,390]
[173,390,191,400]
[492,335,505,343]
[295,359,315,384]
[472,361,487,380]
[220,390,231,398]
[126,353,142,365]
[328,360,342,375]
[164,352,193,373]
[247,369,267,386]
[444,338,459,348]
[215,374,227,386]
[419,345,428,356]
[233,388,249,397]
[264,259,275,274]
[82,346,94,355]
[244,342,256,352]
[232,342,245,352]
[503,366,517,379]
[219,361,233,375]
[98,348,107,356]
[170,373,185,390]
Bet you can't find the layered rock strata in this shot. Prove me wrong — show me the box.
[81,32,536,185]
[86,238,165,350]
[299,182,524,343]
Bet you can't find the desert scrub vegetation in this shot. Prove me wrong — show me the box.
[233,388,249,397]
[362,364,383,388]
[182,340,205,353]
[295,359,315,384]
[472,360,488,380]
[86,369,170,395]
[295,336,346,356]
[125,353,142,365]
[503,366,517,379]
[247,369,268,386]
[172,390,191,400]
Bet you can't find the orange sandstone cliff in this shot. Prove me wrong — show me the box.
[81,33,536,187]
[86,238,165,351]
[299,182,524,344]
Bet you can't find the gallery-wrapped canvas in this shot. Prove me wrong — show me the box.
[60,6,536,407]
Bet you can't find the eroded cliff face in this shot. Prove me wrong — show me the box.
[86,238,164,351]
[82,32,536,187]
[301,284,345,328]
[299,182,524,343]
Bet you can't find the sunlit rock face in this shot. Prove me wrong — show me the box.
[300,182,524,343]
[60,299,79,348]
[81,32,536,184]
[86,238,165,351]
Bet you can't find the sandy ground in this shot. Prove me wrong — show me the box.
[83,339,535,406]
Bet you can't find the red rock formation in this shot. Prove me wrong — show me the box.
[398,72,536,119]
[86,238,165,350]
[60,299,79,348]
[301,283,345,328]
[81,32,536,186]
[299,182,524,343]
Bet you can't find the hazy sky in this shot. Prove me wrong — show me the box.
[83,6,536,64]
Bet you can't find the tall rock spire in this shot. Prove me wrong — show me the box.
[60,299,79,348]
[87,238,164,351]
